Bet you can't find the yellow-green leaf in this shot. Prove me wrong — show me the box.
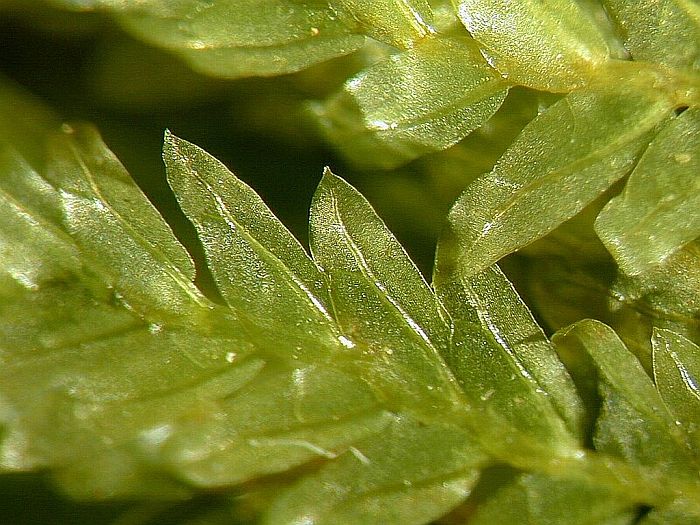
[444,76,675,277]
[453,0,610,91]
[595,108,700,275]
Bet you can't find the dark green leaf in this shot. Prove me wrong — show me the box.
[553,321,698,480]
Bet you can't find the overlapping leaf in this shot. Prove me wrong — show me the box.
[610,240,700,366]
[48,0,441,78]
[432,259,583,460]
[50,0,367,78]
[467,472,636,525]
[652,329,700,452]
[3,118,700,520]
[0,125,560,520]
[343,36,507,160]
[333,0,435,49]
[453,0,610,91]
[595,107,700,275]
[602,0,700,70]
[553,321,699,482]
[443,74,676,278]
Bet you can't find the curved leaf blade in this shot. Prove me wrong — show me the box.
[44,124,206,318]
[602,0,700,70]
[433,257,584,439]
[157,365,394,488]
[309,169,463,413]
[454,0,610,91]
[346,36,508,158]
[652,329,700,451]
[445,76,675,277]
[553,321,698,480]
[0,145,78,290]
[53,0,367,78]
[164,132,344,361]
[433,263,581,456]
[334,0,435,48]
[595,108,700,275]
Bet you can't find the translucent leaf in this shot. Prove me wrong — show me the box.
[309,169,462,413]
[652,329,700,451]
[0,136,389,502]
[0,146,78,290]
[333,0,435,48]
[345,36,508,158]
[433,261,582,454]
[610,240,700,367]
[444,74,675,277]
[602,0,700,70]
[42,124,207,319]
[264,415,484,525]
[1,129,497,519]
[156,365,394,488]
[468,472,636,525]
[433,256,585,436]
[595,108,700,275]
[53,0,367,78]
[553,320,698,480]
[453,0,610,91]
[164,132,343,361]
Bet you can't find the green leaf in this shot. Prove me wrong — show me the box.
[0,76,59,169]
[156,365,394,488]
[344,35,508,159]
[467,472,636,525]
[433,260,582,456]
[652,329,700,451]
[434,248,583,436]
[0,145,78,289]
[443,72,675,277]
[163,132,343,361]
[264,416,484,525]
[53,0,367,78]
[553,320,698,480]
[1,131,492,519]
[4,115,700,520]
[610,240,700,367]
[602,0,700,70]
[309,169,463,413]
[43,124,206,319]
[595,107,700,275]
[453,0,610,91]
[333,0,435,49]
